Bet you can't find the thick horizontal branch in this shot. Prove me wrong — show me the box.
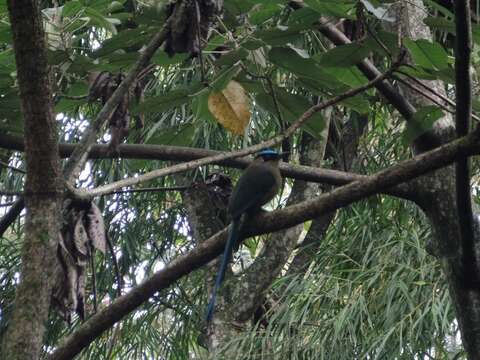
[48,127,480,360]
[0,133,412,199]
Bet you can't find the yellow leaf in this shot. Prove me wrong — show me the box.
[208,80,251,135]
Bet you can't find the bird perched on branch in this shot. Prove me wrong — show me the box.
[206,148,284,323]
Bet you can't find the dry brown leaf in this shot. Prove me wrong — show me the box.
[208,80,251,135]
[86,203,107,254]
[73,212,89,257]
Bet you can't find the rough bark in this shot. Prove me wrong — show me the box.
[1,1,62,359]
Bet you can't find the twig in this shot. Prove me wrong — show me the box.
[194,0,206,83]
[0,189,22,196]
[396,69,480,122]
[0,202,16,207]
[0,198,24,238]
[393,75,455,114]
[106,231,122,297]
[0,160,26,174]
[102,185,188,196]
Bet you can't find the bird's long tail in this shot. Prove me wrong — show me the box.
[206,218,241,323]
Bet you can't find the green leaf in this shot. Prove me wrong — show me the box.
[269,47,339,87]
[316,43,373,67]
[68,55,96,76]
[214,47,249,67]
[365,31,401,58]
[84,7,119,34]
[132,89,191,115]
[146,124,195,146]
[192,91,217,123]
[93,27,152,57]
[254,25,305,46]
[62,1,84,17]
[403,39,448,71]
[249,4,283,25]
[422,0,454,18]
[287,7,320,27]
[151,51,188,67]
[210,65,241,91]
[304,0,356,19]
[97,52,139,71]
[402,106,444,145]
[298,77,370,114]
[424,16,480,44]
[0,22,12,43]
[255,88,325,138]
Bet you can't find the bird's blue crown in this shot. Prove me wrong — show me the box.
[257,148,279,157]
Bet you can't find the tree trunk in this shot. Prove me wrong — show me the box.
[1,1,62,359]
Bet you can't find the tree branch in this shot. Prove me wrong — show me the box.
[48,127,480,360]
[0,133,413,199]
[454,1,476,286]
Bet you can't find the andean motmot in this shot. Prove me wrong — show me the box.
[206,148,284,323]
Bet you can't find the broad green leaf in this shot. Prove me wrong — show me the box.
[316,43,373,67]
[298,77,370,114]
[366,30,401,58]
[287,7,320,27]
[0,23,12,43]
[422,0,454,18]
[402,105,444,145]
[424,16,480,44]
[215,47,249,67]
[254,25,305,46]
[249,4,283,25]
[84,7,119,34]
[210,65,241,91]
[269,47,339,87]
[68,55,96,76]
[93,27,152,57]
[304,0,356,19]
[152,51,188,67]
[62,1,84,17]
[398,65,455,83]
[255,87,325,138]
[192,91,217,123]
[403,39,448,71]
[97,52,139,71]
[146,124,195,146]
[132,89,191,115]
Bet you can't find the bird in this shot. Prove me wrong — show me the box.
[206,148,284,323]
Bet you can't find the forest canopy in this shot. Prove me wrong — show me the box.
[0,0,479,359]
